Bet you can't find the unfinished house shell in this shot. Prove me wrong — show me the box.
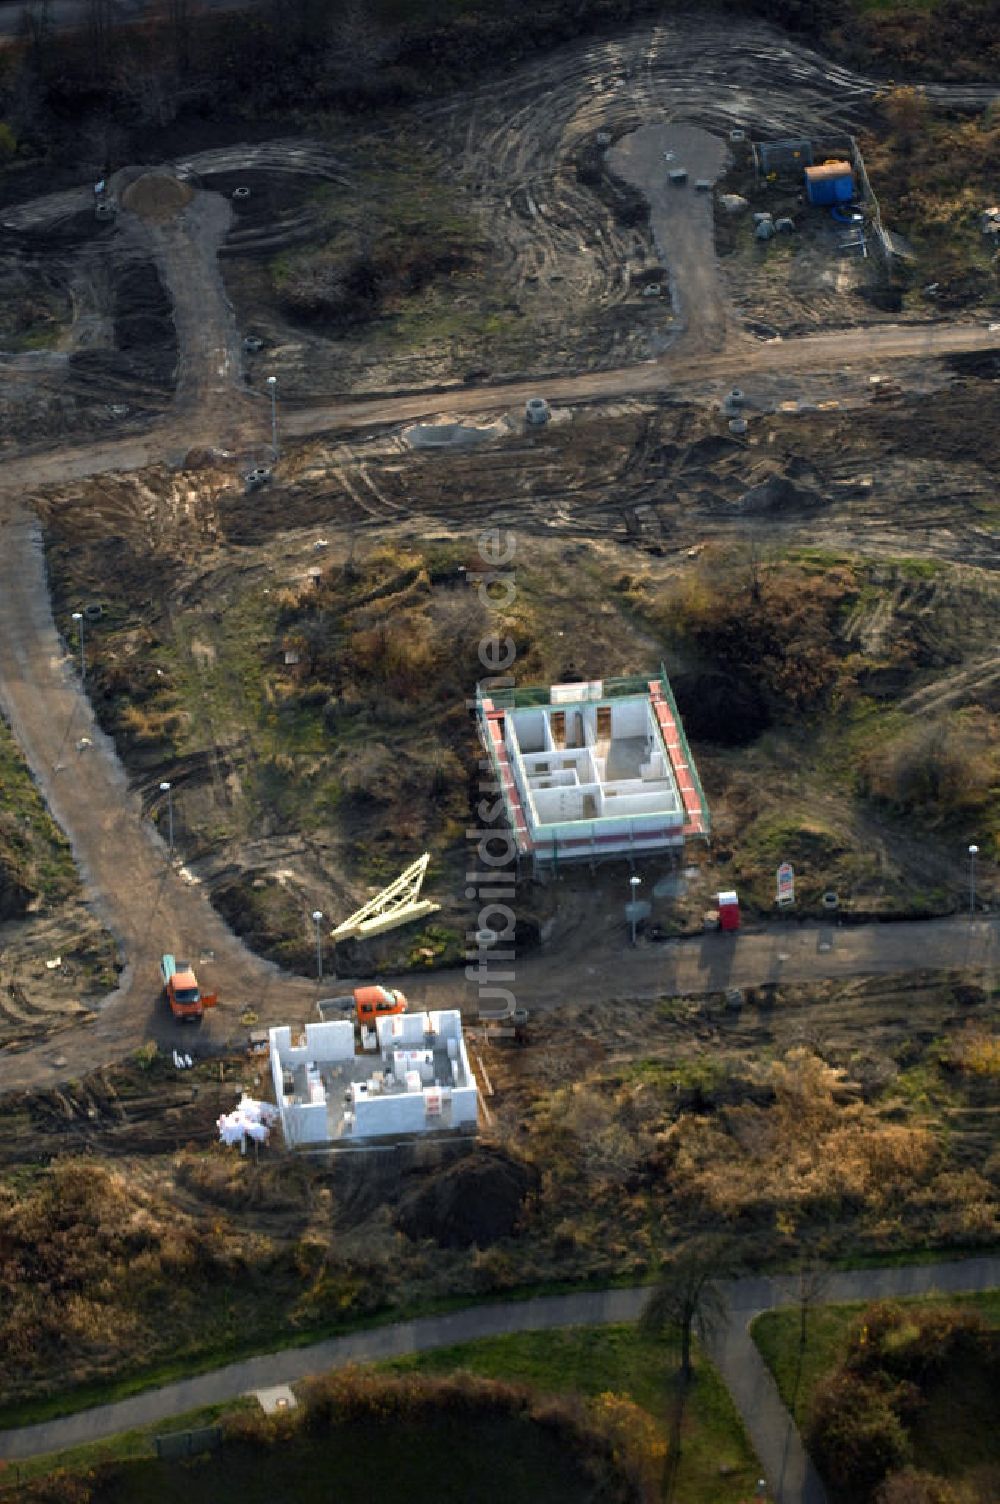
[477,669,709,868]
[269,1010,478,1146]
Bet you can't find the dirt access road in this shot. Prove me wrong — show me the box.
[608,123,732,351]
[0,506,319,1087]
[2,317,999,499]
[0,24,998,1095]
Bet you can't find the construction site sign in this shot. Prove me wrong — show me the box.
[776,862,795,907]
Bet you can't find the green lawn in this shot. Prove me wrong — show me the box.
[0,713,79,906]
[382,1324,761,1504]
[9,1326,760,1504]
[1,1403,253,1489]
[90,1420,596,1504]
[752,1289,1000,1431]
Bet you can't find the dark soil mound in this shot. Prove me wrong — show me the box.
[947,351,1000,381]
[396,1151,537,1249]
[671,669,770,746]
[679,434,742,469]
[736,475,820,514]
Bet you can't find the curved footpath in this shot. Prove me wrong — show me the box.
[2,1255,999,1504]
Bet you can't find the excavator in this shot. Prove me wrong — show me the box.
[161,954,218,1022]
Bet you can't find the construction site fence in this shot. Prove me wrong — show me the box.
[475,674,654,712]
[154,1425,222,1461]
[751,133,895,271]
[847,134,895,269]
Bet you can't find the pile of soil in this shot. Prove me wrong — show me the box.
[395,1150,537,1249]
[122,174,194,223]
[736,475,821,514]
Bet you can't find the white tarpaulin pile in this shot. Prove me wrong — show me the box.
[217,1095,280,1152]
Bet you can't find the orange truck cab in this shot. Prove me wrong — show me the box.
[315,986,407,1045]
[353,985,407,1030]
[161,954,218,1021]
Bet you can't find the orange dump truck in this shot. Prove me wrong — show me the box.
[316,985,407,1044]
[161,954,218,1022]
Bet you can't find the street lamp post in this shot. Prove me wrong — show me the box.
[629,874,642,946]
[71,611,85,680]
[312,909,324,981]
[968,844,979,917]
[159,781,173,856]
[266,375,279,462]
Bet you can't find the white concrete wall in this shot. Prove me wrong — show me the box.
[377,1010,430,1051]
[612,699,648,737]
[452,1084,479,1127]
[551,680,602,703]
[284,1100,329,1145]
[532,785,589,824]
[511,708,548,752]
[536,810,685,844]
[353,1090,427,1137]
[274,1037,312,1070]
[604,789,681,817]
[270,1035,287,1134]
[506,728,538,826]
[429,1009,463,1041]
[304,1020,355,1062]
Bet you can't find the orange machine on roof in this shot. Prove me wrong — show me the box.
[161,954,218,1022]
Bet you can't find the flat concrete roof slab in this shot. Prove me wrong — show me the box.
[252,1384,297,1414]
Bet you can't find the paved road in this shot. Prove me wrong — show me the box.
[389,909,999,1035]
[707,1254,1000,1504]
[3,1255,998,1504]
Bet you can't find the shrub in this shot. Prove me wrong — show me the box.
[859,710,999,826]
[809,1371,913,1499]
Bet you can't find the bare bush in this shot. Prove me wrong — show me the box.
[860,710,999,825]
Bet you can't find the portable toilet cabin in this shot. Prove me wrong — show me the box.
[717,891,740,932]
[804,161,854,208]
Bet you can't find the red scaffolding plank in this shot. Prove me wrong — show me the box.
[649,679,707,836]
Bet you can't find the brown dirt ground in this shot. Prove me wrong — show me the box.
[121,175,194,224]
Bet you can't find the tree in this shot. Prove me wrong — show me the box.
[167,0,192,74]
[641,1235,737,1384]
[877,1469,961,1504]
[796,1258,831,1355]
[324,0,395,95]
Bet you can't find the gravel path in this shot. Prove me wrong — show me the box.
[3,1253,998,1504]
